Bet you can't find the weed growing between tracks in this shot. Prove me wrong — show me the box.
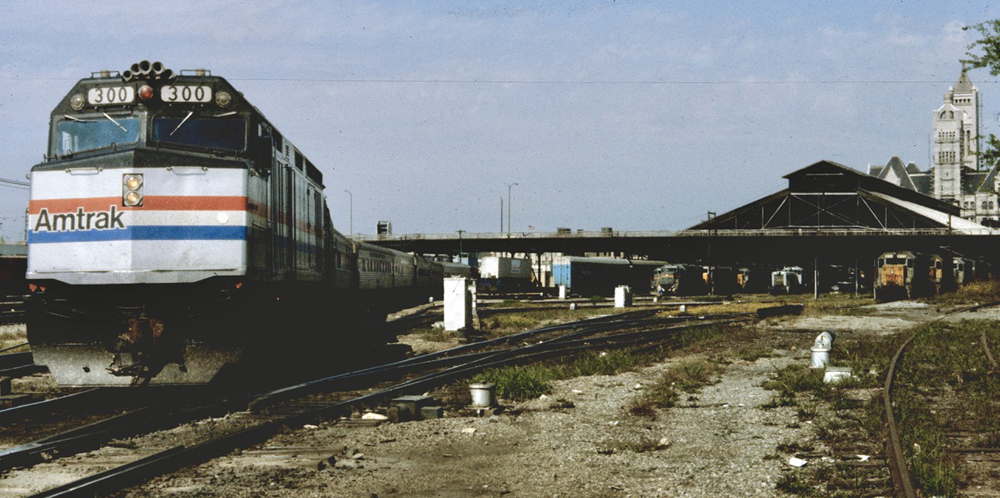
[893,320,1000,496]
[625,358,726,416]
[471,322,754,405]
[928,280,1000,306]
[767,320,1000,496]
[482,306,624,335]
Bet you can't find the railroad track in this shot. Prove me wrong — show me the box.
[0,297,26,325]
[0,348,45,380]
[3,305,791,497]
[882,301,1000,497]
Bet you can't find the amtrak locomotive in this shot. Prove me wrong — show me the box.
[26,61,448,386]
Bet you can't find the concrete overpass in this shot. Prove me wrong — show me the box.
[355,227,1000,268]
[358,161,1000,269]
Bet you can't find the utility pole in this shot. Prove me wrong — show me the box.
[507,182,518,236]
[500,197,503,234]
[344,190,353,235]
[706,211,715,294]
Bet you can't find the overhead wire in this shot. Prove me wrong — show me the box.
[0,178,29,190]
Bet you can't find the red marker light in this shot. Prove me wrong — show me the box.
[138,85,154,100]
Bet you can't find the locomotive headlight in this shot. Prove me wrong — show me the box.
[70,93,85,111]
[215,91,232,108]
[123,174,143,207]
[125,175,142,190]
[138,85,154,101]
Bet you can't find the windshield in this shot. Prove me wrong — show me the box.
[152,116,246,152]
[55,117,140,156]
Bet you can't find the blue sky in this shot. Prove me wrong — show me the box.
[1,1,998,241]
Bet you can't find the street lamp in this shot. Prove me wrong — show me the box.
[344,189,353,235]
[507,182,518,236]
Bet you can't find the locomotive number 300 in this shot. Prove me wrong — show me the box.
[160,85,212,103]
[87,86,135,105]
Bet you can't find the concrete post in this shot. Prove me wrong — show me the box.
[614,285,632,308]
[558,284,567,300]
[444,277,472,332]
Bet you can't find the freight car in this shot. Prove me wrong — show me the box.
[478,256,533,292]
[552,256,665,297]
[651,263,706,296]
[25,61,447,386]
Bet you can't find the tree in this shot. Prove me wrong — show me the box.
[964,21,1000,171]
[963,20,1000,75]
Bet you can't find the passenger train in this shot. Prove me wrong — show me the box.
[25,61,458,386]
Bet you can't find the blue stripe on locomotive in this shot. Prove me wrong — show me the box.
[29,225,248,243]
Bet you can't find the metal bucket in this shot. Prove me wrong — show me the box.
[469,382,496,407]
[810,347,830,369]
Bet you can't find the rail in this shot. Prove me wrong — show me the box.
[882,300,1000,496]
[884,334,918,498]
[18,305,800,497]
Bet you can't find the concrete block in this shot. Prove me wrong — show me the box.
[390,395,435,422]
[420,406,444,419]
[824,366,852,384]
[614,285,633,308]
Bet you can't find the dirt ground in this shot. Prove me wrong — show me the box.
[119,300,912,498]
[7,297,992,498]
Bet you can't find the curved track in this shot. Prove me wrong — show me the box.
[882,301,1000,497]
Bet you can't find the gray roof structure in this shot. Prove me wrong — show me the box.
[690,160,980,232]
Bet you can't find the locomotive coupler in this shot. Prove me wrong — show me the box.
[107,316,185,384]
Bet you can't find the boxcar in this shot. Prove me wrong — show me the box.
[552,256,665,297]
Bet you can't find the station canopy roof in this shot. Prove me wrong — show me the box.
[688,160,986,233]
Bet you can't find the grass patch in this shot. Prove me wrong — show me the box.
[890,320,1000,495]
[548,349,645,378]
[626,358,725,416]
[761,364,825,405]
[775,320,1000,496]
[473,365,552,400]
[472,347,662,401]
[414,326,451,342]
[481,307,622,334]
[929,280,1000,306]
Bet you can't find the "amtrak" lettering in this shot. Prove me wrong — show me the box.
[33,206,125,232]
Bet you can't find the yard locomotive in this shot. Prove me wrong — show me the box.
[874,251,935,301]
[651,263,705,296]
[25,61,445,386]
[769,266,806,294]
